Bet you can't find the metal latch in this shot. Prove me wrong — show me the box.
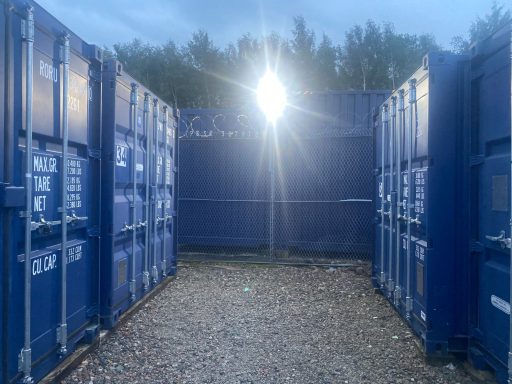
[30,214,61,233]
[409,215,422,225]
[485,230,512,249]
[156,216,165,225]
[66,210,88,225]
[121,223,134,233]
[136,220,146,230]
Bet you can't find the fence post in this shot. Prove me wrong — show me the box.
[269,125,275,260]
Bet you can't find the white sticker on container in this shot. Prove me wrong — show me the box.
[136,163,144,172]
[491,295,510,315]
[420,310,426,321]
[115,145,127,167]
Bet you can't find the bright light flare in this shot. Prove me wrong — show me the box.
[257,71,286,124]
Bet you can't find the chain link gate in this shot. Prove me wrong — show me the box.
[178,92,389,264]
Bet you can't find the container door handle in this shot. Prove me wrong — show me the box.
[485,230,511,249]
[121,223,134,233]
[65,210,88,225]
[136,220,146,230]
[30,214,61,233]
[409,215,422,225]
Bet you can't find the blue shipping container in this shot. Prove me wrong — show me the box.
[468,24,512,383]
[373,53,470,354]
[100,60,177,328]
[1,1,102,382]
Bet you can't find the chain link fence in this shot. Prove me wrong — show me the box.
[178,92,389,264]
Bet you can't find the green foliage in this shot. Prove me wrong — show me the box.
[451,2,511,53]
[315,34,339,90]
[290,16,316,90]
[470,2,510,41]
[112,16,443,107]
[339,22,440,90]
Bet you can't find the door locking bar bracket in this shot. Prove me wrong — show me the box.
[485,230,511,249]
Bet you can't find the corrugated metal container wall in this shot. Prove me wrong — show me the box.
[274,92,387,258]
[2,1,102,382]
[467,24,511,384]
[178,109,270,251]
[100,60,177,329]
[373,53,470,355]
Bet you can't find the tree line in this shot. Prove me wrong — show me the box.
[110,3,510,109]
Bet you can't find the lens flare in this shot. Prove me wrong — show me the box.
[257,71,286,124]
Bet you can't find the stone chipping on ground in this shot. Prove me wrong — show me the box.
[62,264,484,384]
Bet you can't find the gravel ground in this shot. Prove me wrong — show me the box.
[62,263,485,384]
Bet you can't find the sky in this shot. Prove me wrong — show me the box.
[36,0,506,50]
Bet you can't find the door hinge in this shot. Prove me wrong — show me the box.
[470,155,484,167]
[88,227,100,237]
[89,69,102,82]
[470,241,484,254]
[88,149,101,159]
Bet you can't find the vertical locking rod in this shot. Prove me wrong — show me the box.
[508,23,512,384]
[406,79,417,319]
[143,93,150,291]
[388,97,397,296]
[20,6,35,383]
[152,99,159,283]
[162,105,169,277]
[57,32,70,356]
[395,89,405,306]
[380,104,389,288]
[129,83,138,301]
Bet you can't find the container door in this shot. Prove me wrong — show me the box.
[470,33,511,376]
[4,3,101,382]
[109,81,144,316]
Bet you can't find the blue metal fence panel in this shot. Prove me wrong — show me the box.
[468,24,511,384]
[2,1,102,382]
[373,53,470,355]
[272,92,387,260]
[100,60,177,329]
[178,92,388,262]
[178,109,270,253]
